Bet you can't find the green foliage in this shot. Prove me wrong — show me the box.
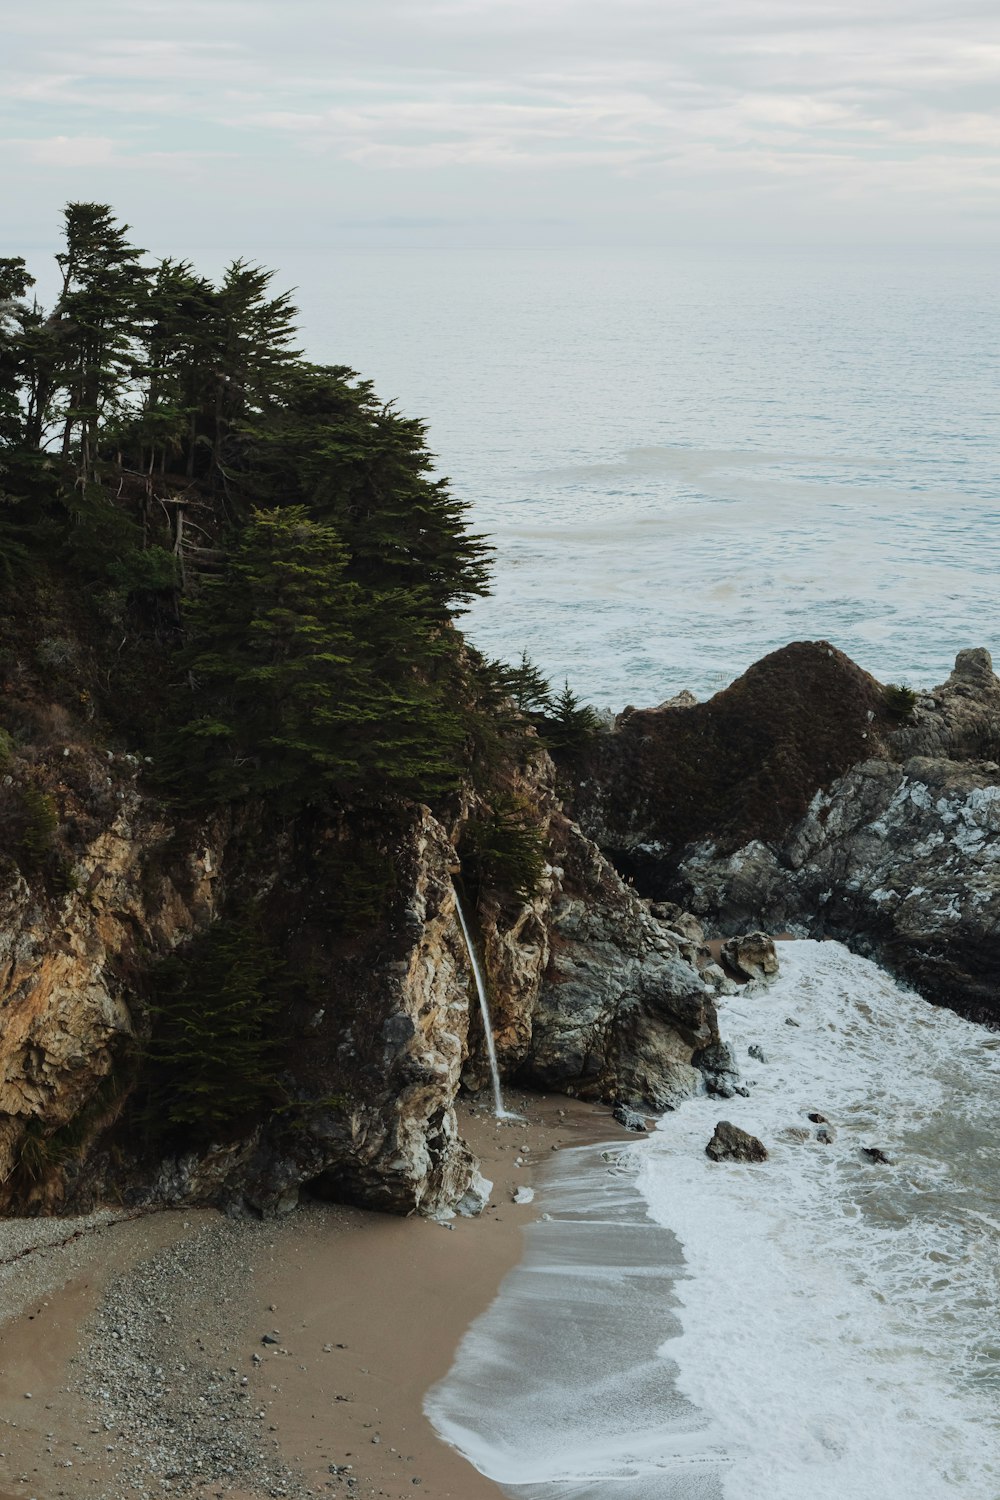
[106,544,179,596]
[541,681,602,757]
[884,682,918,722]
[461,795,546,903]
[18,784,58,867]
[505,651,555,717]
[143,918,284,1136]
[317,836,398,935]
[163,506,466,808]
[241,362,491,615]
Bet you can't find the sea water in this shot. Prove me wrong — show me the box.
[427,942,1000,1497]
[639,941,1000,1499]
[286,245,999,709]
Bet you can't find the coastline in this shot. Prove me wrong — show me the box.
[0,1091,614,1500]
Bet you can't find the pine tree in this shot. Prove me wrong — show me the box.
[168,507,465,807]
[244,363,491,615]
[53,204,151,481]
[543,681,602,756]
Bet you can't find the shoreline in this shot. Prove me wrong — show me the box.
[0,1091,616,1500]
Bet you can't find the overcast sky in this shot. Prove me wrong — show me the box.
[4,0,1000,255]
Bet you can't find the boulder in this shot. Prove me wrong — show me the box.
[612,1104,649,1133]
[706,1121,768,1163]
[721,933,779,983]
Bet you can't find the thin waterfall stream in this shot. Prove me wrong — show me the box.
[453,890,516,1120]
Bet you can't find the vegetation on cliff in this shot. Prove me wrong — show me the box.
[0,204,603,1187]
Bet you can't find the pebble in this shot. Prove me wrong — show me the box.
[76,1217,321,1499]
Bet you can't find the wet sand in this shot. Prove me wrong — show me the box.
[0,1091,616,1500]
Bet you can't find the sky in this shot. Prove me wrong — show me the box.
[3,0,1000,256]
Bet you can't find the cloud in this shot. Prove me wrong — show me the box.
[1,0,998,245]
[22,135,117,167]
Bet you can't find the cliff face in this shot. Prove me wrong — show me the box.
[575,646,1000,1026]
[0,738,724,1220]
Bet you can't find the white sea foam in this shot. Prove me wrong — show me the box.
[638,940,1000,1500]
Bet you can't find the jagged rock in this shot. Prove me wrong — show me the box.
[816,1126,836,1144]
[748,1044,767,1063]
[612,1104,649,1133]
[862,1146,892,1164]
[0,732,719,1219]
[648,901,705,946]
[698,961,739,997]
[808,1112,828,1123]
[692,1041,746,1099]
[577,647,1000,1026]
[721,932,779,983]
[520,822,719,1111]
[706,1121,768,1162]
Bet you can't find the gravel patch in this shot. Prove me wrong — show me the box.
[0,1209,132,1323]
[76,1217,353,1500]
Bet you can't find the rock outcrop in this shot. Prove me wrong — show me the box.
[0,735,723,1219]
[575,646,1000,1026]
[512,818,721,1109]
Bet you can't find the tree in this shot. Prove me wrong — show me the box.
[542,681,602,756]
[243,363,492,615]
[130,258,217,483]
[204,260,299,489]
[52,204,151,481]
[0,258,35,451]
[167,506,466,808]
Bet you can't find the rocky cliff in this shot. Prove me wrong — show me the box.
[0,730,727,1220]
[575,644,1000,1026]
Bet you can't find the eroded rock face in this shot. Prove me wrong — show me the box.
[674,750,1000,1024]
[0,742,719,1219]
[0,753,225,1210]
[517,820,719,1109]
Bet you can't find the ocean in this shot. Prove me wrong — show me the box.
[289,244,999,709]
[427,942,1000,1498]
[283,247,999,1492]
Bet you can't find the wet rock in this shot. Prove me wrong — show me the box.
[721,933,780,983]
[816,1126,836,1144]
[807,1112,828,1123]
[748,1044,767,1063]
[692,1041,746,1099]
[862,1146,892,1164]
[612,1104,649,1133]
[706,1121,768,1163]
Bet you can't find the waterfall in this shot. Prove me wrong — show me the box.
[453,890,512,1120]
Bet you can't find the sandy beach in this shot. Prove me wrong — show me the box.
[0,1092,618,1500]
